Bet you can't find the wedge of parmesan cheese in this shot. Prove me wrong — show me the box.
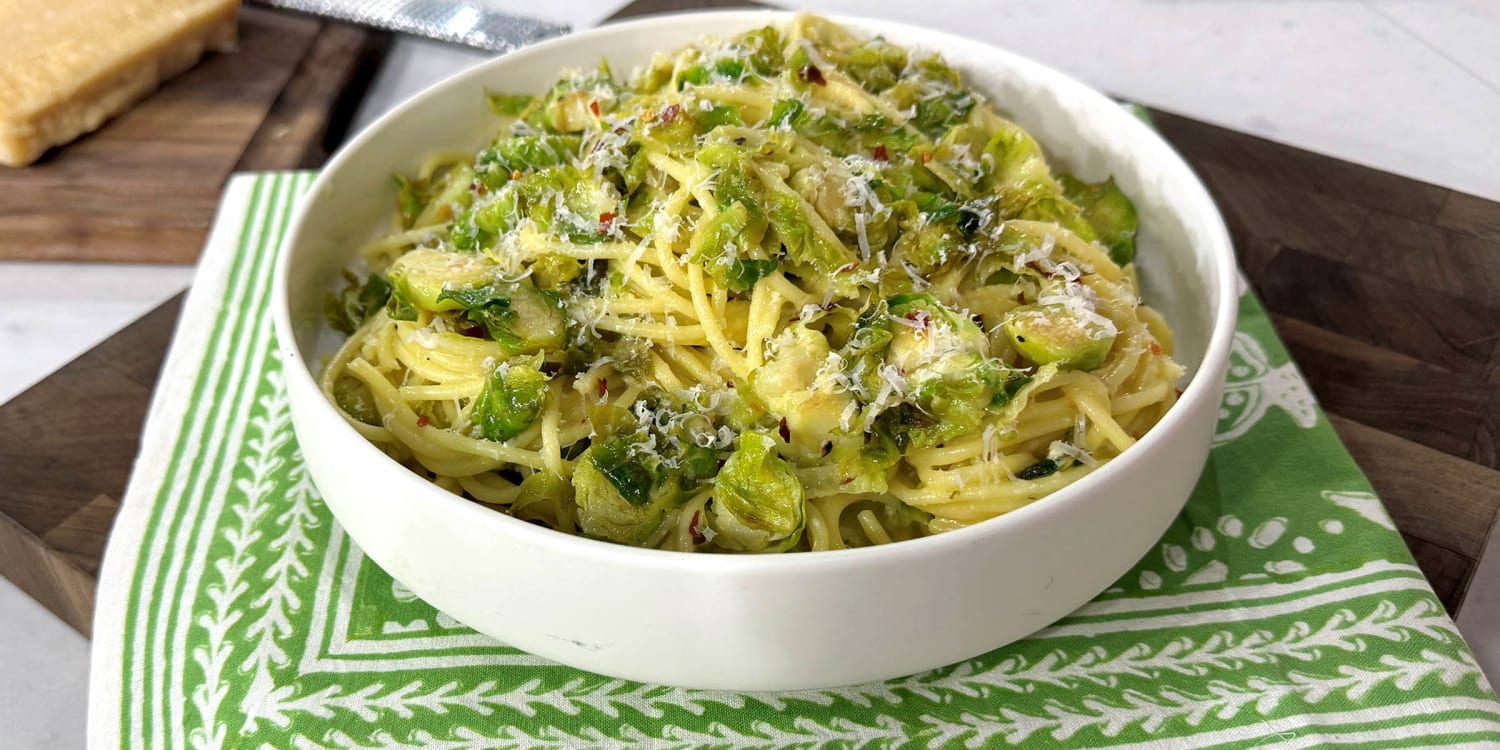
[0,0,240,167]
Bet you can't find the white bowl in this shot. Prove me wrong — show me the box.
[273,10,1237,691]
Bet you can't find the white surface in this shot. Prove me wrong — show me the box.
[4,0,1498,732]
[0,263,195,406]
[0,577,90,749]
[786,0,1500,204]
[1460,509,1500,684]
[269,9,1237,689]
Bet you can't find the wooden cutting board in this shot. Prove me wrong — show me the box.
[0,7,389,263]
[1,0,1498,639]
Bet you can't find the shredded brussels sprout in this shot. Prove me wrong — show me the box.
[322,14,1180,553]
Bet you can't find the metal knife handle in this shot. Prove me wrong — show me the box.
[254,0,570,52]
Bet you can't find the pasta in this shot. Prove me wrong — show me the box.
[320,14,1184,553]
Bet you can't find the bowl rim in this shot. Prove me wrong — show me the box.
[271,8,1239,575]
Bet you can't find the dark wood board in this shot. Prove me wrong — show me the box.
[2,0,1498,637]
[0,7,389,264]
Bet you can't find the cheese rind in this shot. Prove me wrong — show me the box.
[0,0,240,167]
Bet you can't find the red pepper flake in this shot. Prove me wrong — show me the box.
[476,183,488,196]
[1149,341,1163,355]
[871,144,889,162]
[905,309,931,329]
[921,151,933,164]
[598,211,618,235]
[1175,388,1184,398]
[798,64,826,85]
[689,511,706,545]
[416,415,431,428]
[461,324,486,338]
[840,476,854,485]
[778,417,791,443]
[838,262,859,273]
[595,378,608,398]
[660,103,681,124]
[589,99,600,116]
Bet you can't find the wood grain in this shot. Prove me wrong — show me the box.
[236,22,391,171]
[1272,314,1489,463]
[0,9,387,263]
[2,0,1498,632]
[1260,248,1500,377]
[0,295,181,634]
[1329,414,1500,614]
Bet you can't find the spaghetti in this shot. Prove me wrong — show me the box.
[320,14,1184,553]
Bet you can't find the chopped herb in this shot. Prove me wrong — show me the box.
[1017,459,1060,480]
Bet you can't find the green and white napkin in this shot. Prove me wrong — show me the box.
[89,172,1500,749]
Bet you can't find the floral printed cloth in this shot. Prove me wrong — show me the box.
[89,173,1500,749]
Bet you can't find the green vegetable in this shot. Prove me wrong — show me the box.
[450,209,484,251]
[1060,174,1139,265]
[436,279,569,355]
[984,267,1020,285]
[696,139,853,272]
[574,438,671,545]
[843,37,907,93]
[695,139,760,209]
[386,248,499,312]
[477,135,580,180]
[858,294,1044,448]
[840,302,895,402]
[692,201,752,265]
[885,56,973,138]
[332,377,379,425]
[573,394,729,545]
[891,215,962,274]
[735,26,783,76]
[531,253,582,290]
[723,257,778,291]
[522,61,618,133]
[394,175,423,227]
[639,103,697,156]
[696,104,742,132]
[768,98,807,129]
[709,432,805,553]
[326,271,391,334]
[765,187,855,272]
[796,111,917,158]
[676,64,711,90]
[392,162,475,229]
[1002,302,1118,371]
[885,293,989,373]
[386,281,418,321]
[908,357,1031,444]
[509,472,575,530]
[471,360,549,441]
[688,201,778,290]
[486,92,535,116]
[472,186,520,235]
[1017,458,1060,480]
[512,165,621,243]
[872,402,922,451]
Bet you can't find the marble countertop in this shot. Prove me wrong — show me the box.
[4,1,1496,746]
